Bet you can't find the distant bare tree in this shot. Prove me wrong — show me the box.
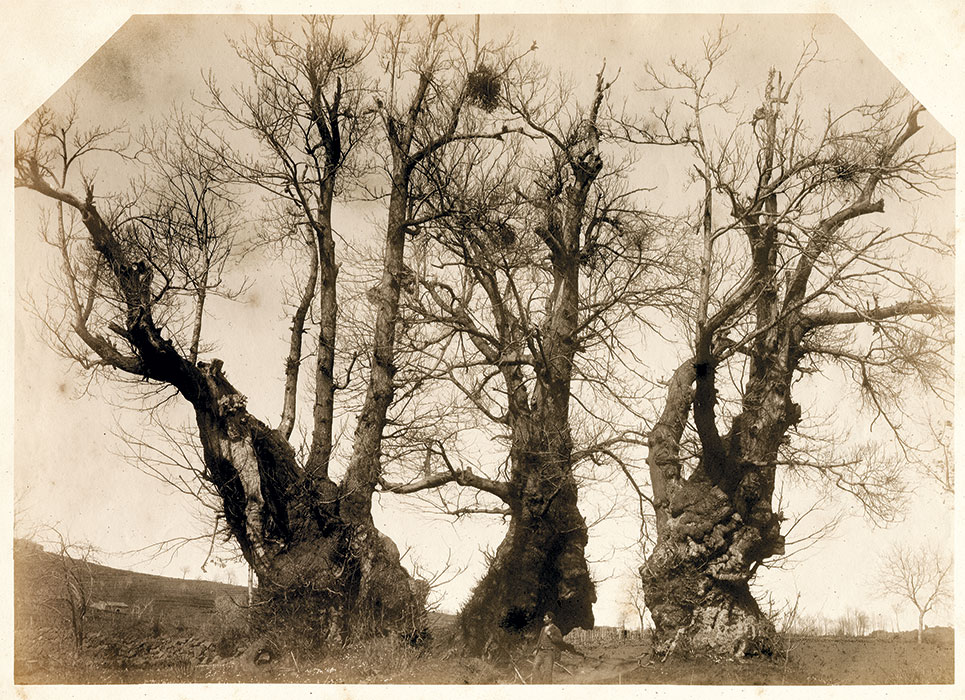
[15,496,98,651]
[17,529,98,650]
[621,568,648,631]
[833,607,870,637]
[53,533,97,651]
[890,600,903,633]
[788,612,827,637]
[876,542,951,643]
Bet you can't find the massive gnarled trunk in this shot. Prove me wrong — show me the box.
[198,172,423,646]
[459,412,594,655]
[642,476,780,657]
[642,358,789,658]
[14,154,427,649]
[640,70,934,658]
[453,302,598,656]
[195,360,424,647]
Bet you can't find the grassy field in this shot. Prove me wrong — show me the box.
[15,629,953,685]
[14,540,953,686]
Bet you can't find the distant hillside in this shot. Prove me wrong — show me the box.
[14,538,247,627]
[427,610,457,632]
[14,540,637,638]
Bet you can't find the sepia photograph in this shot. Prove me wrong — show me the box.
[6,3,959,697]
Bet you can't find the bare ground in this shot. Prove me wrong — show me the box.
[15,634,953,685]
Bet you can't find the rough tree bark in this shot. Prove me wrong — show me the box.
[408,70,616,655]
[13,166,425,646]
[458,410,595,655]
[641,67,950,658]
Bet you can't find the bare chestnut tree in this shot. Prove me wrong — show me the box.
[876,542,952,643]
[15,530,97,651]
[378,51,685,654]
[57,536,96,651]
[15,16,512,649]
[638,33,953,657]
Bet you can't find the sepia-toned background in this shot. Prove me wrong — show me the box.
[3,1,962,699]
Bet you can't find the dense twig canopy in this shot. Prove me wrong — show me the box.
[14,18,953,648]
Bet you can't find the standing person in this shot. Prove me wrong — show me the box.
[532,612,584,683]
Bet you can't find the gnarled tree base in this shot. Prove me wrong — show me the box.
[194,362,428,654]
[248,523,428,654]
[459,479,595,657]
[643,566,776,659]
[642,474,781,659]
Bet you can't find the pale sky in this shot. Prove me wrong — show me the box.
[4,5,964,700]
